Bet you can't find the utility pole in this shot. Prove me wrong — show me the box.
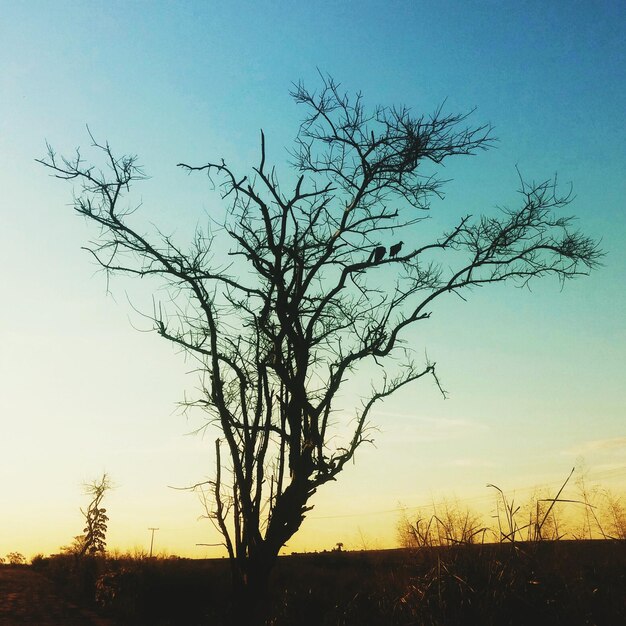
[148,527,159,558]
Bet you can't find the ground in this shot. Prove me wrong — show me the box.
[2,542,624,625]
[0,567,112,626]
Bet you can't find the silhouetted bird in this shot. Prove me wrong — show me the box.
[369,245,386,263]
[389,241,404,258]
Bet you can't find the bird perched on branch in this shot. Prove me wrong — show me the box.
[369,245,386,263]
[389,241,404,258]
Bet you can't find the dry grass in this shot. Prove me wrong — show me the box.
[19,468,625,625]
[26,540,625,626]
[398,467,626,547]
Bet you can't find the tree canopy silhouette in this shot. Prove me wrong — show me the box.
[38,75,601,624]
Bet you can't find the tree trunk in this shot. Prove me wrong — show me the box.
[229,472,314,623]
[230,553,275,626]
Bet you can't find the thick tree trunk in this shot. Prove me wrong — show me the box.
[229,471,315,623]
[230,554,275,626]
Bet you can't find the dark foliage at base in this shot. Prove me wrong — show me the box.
[268,541,625,626]
[32,540,625,625]
[32,554,230,625]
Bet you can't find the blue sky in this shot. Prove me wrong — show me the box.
[1,1,624,557]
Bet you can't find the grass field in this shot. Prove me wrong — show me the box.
[22,539,625,625]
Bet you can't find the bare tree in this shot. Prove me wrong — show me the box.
[38,76,601,623]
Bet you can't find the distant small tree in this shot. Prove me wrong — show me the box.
[39,75,602,623]
[78,473,111,556]
[574,463,608,539]
[6,552,26,565]
[398,500,486,548]
[602,490,626,540]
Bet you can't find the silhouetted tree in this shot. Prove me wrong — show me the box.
[79,473,111,556]
[5,552,26,565]
[39,75,601,624]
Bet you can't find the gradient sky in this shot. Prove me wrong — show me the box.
[1,1,624,559]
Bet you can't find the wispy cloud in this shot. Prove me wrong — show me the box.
[562,436,626,456]
[447,458,497,468]
[372,411,490,444]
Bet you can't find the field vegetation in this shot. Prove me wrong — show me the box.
[23,539,624,625]
[14,472,624,625]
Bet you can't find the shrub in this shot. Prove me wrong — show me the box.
[6,551,26,565]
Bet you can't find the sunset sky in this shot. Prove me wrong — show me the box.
[1,1,624,559]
